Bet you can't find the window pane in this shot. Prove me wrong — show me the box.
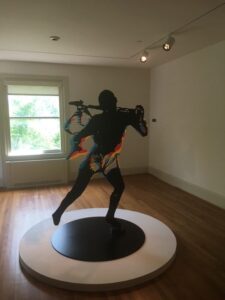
[9,118,61,155]
[8,95,60,117]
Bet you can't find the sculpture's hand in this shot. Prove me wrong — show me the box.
[133,105,148,137]
[135,105,144,120]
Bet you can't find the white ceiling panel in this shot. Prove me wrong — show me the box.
[0,0,225,67]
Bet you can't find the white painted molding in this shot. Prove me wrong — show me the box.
[4,159,68,188]
[148,166,225,210]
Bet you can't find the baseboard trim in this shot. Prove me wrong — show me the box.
[148,166,225,210]
[69,167,148,181]
[121,167,149,175]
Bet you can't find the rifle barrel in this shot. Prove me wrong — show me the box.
[87,105,102,110]
[69,100,83,106]
[68,100,135,112]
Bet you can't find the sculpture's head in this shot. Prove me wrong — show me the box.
[98,90,117,112]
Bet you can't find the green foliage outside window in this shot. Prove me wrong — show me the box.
[8,95,61,155]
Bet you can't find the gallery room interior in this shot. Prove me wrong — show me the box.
[0,0,225,299]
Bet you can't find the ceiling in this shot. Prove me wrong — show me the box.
[0,0,225,68]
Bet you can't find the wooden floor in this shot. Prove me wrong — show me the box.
[0,174,225,300]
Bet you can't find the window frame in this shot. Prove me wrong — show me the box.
[1,75,68,161]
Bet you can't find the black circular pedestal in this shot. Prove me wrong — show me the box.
[51,217,145,261]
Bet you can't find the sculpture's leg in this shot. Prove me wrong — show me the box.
[104,167,125,230]
[52,165,93,225]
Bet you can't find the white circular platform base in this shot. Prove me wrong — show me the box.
[19,209,177,291]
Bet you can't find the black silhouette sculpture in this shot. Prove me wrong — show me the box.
[52,90,147,232]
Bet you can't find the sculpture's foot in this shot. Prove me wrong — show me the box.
[52,210,62,226]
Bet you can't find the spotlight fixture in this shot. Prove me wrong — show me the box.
[49,35,60,41]
[140,50,149,63]
[162,36,175,51]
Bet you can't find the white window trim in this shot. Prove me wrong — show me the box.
[0,75,69,162]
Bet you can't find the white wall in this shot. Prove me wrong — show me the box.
[149,40,225,209]
[1,41,224,210]
[0,146,3,187]
[0,61,150,187]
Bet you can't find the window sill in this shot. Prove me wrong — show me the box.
[5,152,67,162]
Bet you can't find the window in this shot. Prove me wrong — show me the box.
[4,80,66,159]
